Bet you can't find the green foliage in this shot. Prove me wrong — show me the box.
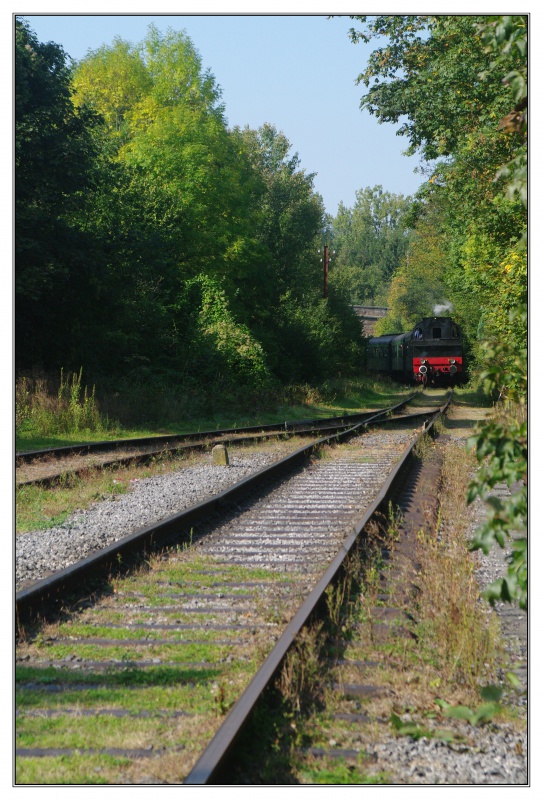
[72,37,152,136]
[57,368,103,432]
[390,714,440,741]
[16,21,363,395]
[189,274,271,388]
[464,16,527,612]
[16,369,107,437]
[375,198,449,332]
[348,15,527,612]
[298,760,387,785]
[330,186,412,305]
[350,15,519,161]
[15,17,103,369]
[349,15,526,344]
[436,685,503,726]
[467,311,527,610]
[235,123,325,302]
[477,16,527,209]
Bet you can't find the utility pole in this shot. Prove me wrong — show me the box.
[319,245,335,298]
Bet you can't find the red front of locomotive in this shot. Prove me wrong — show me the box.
[413,355,463,382]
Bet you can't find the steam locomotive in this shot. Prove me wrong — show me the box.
[367,317,463,384]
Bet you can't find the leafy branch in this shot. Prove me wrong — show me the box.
[468,306,527,610]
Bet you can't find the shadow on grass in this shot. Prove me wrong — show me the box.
[452,388,494,408]
[444,417,483,430]
[16,663,222,693]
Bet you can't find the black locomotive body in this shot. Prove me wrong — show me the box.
[367,317,463,384]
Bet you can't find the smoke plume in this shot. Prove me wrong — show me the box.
[433,302,453,315]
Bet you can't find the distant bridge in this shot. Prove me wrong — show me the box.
[352,305,389,336]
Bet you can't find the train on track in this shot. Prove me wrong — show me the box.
[367,316,463,385]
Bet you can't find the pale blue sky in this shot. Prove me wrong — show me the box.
[19,12,429,216]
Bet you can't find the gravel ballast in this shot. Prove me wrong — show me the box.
[16,450,285,590]
[363,726,527,784]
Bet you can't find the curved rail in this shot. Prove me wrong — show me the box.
[16,397,423,489]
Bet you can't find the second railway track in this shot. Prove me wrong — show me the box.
[16,392,450,784]
[15,395,426,488]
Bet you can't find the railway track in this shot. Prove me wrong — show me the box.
[16,397,422,488]
[16,393,450,785]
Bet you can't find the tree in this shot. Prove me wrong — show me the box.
[464,17,527,611]
[348,15,527,609]
[71,26,264,378]
[16,21,364,393]
[350,15,526,348]
[72,37,152,137]
[15,17,103,368]
[376,200,449,334]
[236,124,325,299]
[330,186,412,305]
[351,15,521,161]
[74,26,258,284]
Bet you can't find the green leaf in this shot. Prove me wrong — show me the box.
[480,685,503,703]
[505,672,523,690]
[471,703,500,725]
[444,705,475,722]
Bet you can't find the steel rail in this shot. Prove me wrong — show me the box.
[16,407,431,490]
[183,393,451,785]
[15,396,416,626]
[15,394,418,462]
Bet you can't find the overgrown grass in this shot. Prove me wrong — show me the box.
[451,383,495,408]
[412,442,501,690]
[16,369,111,440]
[16,371,412,452]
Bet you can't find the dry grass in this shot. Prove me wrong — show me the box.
[278,624,326,713]
[412,442,501,692]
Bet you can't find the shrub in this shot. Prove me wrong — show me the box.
[16,368,107,436]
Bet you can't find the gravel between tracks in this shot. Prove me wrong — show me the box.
[16,450,287,591]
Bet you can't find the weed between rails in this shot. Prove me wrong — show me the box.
[225,543,391,784]
[413,431,433,461]
[16,548,295,785]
